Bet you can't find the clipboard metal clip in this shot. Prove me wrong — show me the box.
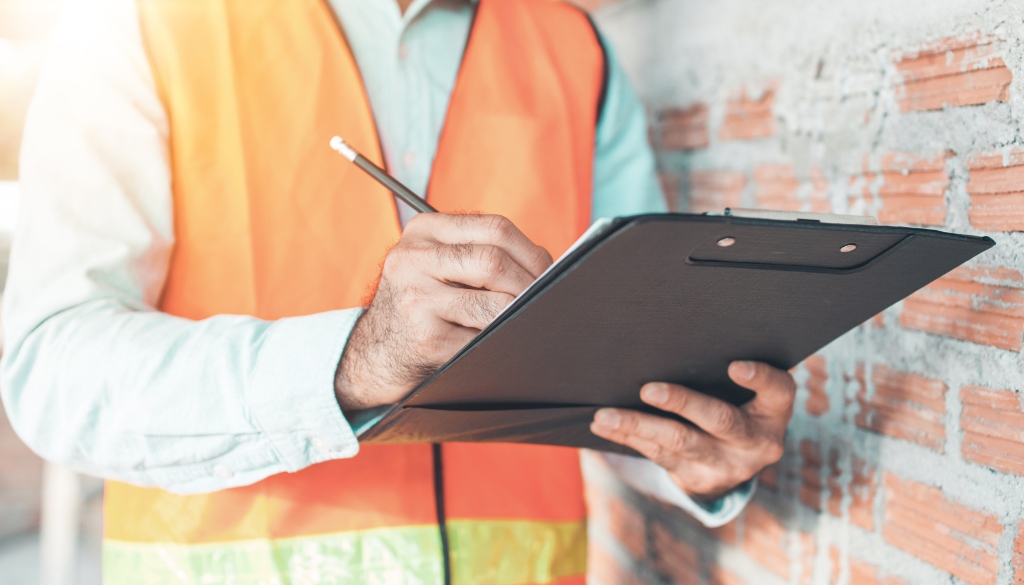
[719,207,879,226]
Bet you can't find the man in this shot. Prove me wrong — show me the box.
[1,0,796,582]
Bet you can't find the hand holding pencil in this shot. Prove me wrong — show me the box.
[330,136,553,410]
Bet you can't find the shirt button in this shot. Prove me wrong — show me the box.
[310,436,330,452]
[213,465,234,479]
[398,42,409,60]
[402,151,416,167]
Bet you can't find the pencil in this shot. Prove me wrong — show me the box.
[330,136,437,214]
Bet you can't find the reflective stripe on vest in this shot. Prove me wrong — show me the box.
[108,0,605,583]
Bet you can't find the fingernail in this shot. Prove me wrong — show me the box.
[594,409,622,430]
[642,384,669,406]
[731,361,756,381]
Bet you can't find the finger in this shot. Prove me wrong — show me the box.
[640,382,749,441]
[431,286,515,330]
[589,408,716,466]
[429,243,536,296]
[407,213,553,278]
[590,427,669,464]
[729,361,797,417]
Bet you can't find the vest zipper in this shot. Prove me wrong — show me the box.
[432,443,452,585]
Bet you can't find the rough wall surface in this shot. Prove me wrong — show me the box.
[577,0,1024,584]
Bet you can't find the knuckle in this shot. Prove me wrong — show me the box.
[711,406,737,433]
[485,215,514,241]
[395,285,427,311]
[668,426,693,454]
[645,440,669,462]
[405,213,427,231]
[421,325,456,357]
[609,411,635,435]
[669,388,690,413]
[477,245,507,276]
[381,246,410,277]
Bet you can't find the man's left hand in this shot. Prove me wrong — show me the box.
[590,361,796,501]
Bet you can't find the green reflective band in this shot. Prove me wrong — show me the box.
[448,520,587,585]
[103,520,586,585]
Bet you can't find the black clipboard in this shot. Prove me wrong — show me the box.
[357,213,994,454]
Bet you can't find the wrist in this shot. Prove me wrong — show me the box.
[334,349,374,412]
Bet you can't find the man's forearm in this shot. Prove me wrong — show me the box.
[1,299,363,494]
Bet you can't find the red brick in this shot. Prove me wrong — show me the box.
[800,440,824,511]
[961,385,1024,475]
[719,86,776,141]
[742,504,791,579]
[585,485,647,559]
[850,456,877,531]
[797,532,816,585]
[709,519,739,546]
[854,365,947,451]
[895,35,1011,112]
[900,265,1024,351]
[759,462,779,490]
[883,473,1002,585]
[651,522,700,585]
[866,311,885,328]
[848,555,911,585]
[660,172,683,212]
[826,452,878,530]
[708,566,746,585]
[754,164,830,213]
[849,153,949,226]
[967,148,1024,231]
[689,170,746,213]
[804,354,829,416]
[657,105,710,151]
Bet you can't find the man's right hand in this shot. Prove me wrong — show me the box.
[334,213,553,411]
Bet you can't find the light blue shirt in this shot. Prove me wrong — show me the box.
[2,0,750,525]
[331,0,666,224]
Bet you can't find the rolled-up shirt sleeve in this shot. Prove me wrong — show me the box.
[0,0,361,495]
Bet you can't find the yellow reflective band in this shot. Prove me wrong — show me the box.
[105,525,443,585]
[448,519,587,585]
[103,520,586,585]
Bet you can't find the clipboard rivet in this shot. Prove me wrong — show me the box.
[717,237,736,247]
[840,244,857,253]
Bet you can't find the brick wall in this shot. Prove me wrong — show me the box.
[581,0,1024,584]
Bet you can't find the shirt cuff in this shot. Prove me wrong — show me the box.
[599,452,756,528]
[247,308,364,472]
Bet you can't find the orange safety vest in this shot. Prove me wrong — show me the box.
[103,1,606,584]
